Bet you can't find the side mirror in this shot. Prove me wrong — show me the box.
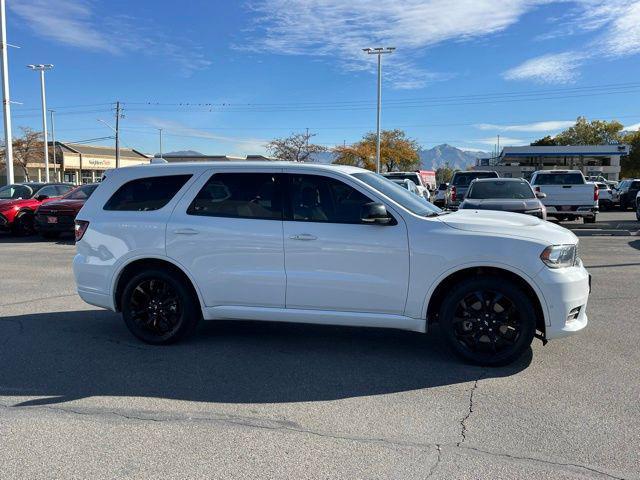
[535,192,546,199]
[36,194,49,201]
[361,202,392,225]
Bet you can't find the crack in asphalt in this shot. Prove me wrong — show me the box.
[0,400,627,478]
[457,370,486,447]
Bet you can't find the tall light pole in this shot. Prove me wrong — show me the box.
[49,109,57,181]
[27,64,53,182]
[363,47,394,174]
[1,0,14,185]
[158,128,163,159]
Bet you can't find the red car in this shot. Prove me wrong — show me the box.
[34,183,99,239]
[0,182,75,235]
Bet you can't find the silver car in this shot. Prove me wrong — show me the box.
[459,177,547,219]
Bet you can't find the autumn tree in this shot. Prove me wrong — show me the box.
[332,129,420,172]
[621,129,640,178]
[266,131,327,162]
[0,127,43,181]
[435,164,455,184]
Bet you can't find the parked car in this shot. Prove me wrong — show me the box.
[586,175,618,189]
[0,182,75,235]
[636,191,640,221]
[73,162,590,366]
[382,172,431,201]
[593,182,615,210]
[445,171,499,210]
[34,183,99,239]
[388,178,420,196]
[616,179,640,210]
[459,178,547,219]
[530,170,598,223]
[433,183,448,208]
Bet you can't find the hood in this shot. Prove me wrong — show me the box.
[0,198,28,210]
[437,209,576,245]
[461,198,542,211]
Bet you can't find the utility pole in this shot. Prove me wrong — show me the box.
[1,0,14,185]
[363,47,395,174]
[27,64,53,182]
[158,128,163,159]
[115,101,121,168]
[49,109,57,181]
[497,134,500,156]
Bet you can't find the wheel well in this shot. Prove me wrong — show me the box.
[426,267,546,336]
[114,258,200,312]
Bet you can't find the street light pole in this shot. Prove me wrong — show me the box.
[27,64,53,182]
[158,128,163,159]
[49,109,57,181]
[1,0,14,185]
[363,47,395,174]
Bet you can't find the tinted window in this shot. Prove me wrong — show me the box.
[104,175,191,211]
[0,184,33,199]
[187,173,282,220]
[467,181,535,199]
[35,185,62,198]
[451,172,498,186]
[631,181,640,189]
[64,184,98,200]
[532,173,584,185]
[55,185,73,196]
[289,174,373,224]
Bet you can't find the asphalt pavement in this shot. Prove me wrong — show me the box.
[0,212,638,479]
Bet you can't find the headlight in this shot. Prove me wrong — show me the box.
[540,244,577,268]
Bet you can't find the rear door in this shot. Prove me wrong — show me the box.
[166,168,286,308]
[281,170,409,315]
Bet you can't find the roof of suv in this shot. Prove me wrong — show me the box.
[471,177,526,183]
[111,161,368,176]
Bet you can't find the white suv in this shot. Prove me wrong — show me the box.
[73,162,590,365]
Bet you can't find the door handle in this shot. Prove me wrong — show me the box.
[173,228,199,235]
[290,233,317,241]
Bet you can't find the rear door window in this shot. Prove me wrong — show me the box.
[104,175,192,211]
[187,173,283,220]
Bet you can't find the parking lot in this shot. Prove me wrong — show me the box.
[1,212,639,480]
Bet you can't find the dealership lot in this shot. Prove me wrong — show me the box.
[1,212,639,479]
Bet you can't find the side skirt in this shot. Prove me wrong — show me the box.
[202,306,426,333]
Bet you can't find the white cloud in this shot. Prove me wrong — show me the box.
[476,136,527,146]
[474,120,575,132]
[624,122,640,131]
[503,52,584,83]
[505,1,640,84]
[244,0,553,89]
[10,0,211,76]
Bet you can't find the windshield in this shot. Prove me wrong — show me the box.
[0,184,33,200]
[452,172,497,186]
[64,184,98,200]
[352,172,442,217]
[467,180,535,199]
[533,173,584,185]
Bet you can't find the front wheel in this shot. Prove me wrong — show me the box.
[583,215,596,224]
[11,213,35,236]
[438,276,536,366]
[121,269,201,344]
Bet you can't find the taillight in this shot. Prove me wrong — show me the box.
[451,186,457,202]
[594,185,599,201]
[534,186,541,193]
[75,220,89,242]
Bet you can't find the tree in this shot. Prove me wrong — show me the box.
[621,129,640,178]
[530,135,557,146]
[266,131,327,162]
[435,164,455,184]
[0,127,43,181]
[332,129,420,172]
[530,117,624,146]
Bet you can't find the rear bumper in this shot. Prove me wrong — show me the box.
[534,263,590,339]
[34,213,75,233]
[545,205,598,217]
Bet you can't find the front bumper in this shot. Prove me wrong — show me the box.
[534,262,590,339]
[0,213,8,230]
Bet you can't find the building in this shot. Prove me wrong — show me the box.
[1,142,151,186]
[476,145,629,181]
[160,154,275,163]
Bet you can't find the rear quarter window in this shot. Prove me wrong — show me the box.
[104,175,192,211]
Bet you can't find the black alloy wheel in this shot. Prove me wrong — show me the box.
[12,213,35,236]
[121,269,200,344]
[439,276,536,366]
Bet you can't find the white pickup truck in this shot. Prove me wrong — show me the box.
[529,170,598,223]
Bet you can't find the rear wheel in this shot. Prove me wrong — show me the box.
[438,276,536,366]
[121,269,201,344]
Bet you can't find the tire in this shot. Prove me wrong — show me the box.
[620,198,628,211]
[41,231,61,239]
[583,215,596,224]
[121,269,201,345]
[11,212,35,236]
[438,276,536,366]
[636,205,640,222]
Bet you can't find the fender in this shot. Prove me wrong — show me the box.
[419,260,551,327]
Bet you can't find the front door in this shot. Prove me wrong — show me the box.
[282,172,410,315]
[167,170,286,308]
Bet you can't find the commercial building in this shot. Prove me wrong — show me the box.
[1,142,150,186]
[475,145,629,181]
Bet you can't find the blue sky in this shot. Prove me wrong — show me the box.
[5,0,640,156]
